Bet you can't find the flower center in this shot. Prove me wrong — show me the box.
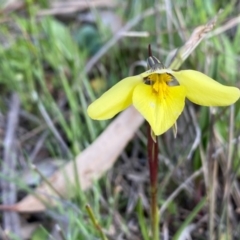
[144,73,172,96]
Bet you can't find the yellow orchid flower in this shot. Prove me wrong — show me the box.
[87,58,240,136]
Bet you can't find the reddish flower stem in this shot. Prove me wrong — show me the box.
[147,123,159,240]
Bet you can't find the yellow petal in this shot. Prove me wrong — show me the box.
[132,83,186,135]
[171,70,240,106]
[87,76,142,119]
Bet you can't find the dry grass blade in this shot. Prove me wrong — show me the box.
[224,105,235,236]
[0,93,21,234]
[169,12,219,69]
[206,15,240,39]
[207,112,218,240]
[38,0,116,16]
[38,101,72,158]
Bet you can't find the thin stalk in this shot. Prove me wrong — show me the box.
[55,225,67,240]
[225,105,234,240]
[86,204,109,240]
[208,110,216,240]
[137,199,150,240]
[147,124,159,240]
[31,164,64,199]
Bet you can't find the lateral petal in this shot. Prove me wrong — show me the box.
[132,83,186,135]
[87,76,142,119]
[171,70,240,106]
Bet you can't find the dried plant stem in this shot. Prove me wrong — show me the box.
[224,105,234,239]
[56,224,67,240]
[147,124,159,240]
[209,159,217,240]
[208,112,217,240]
[31,164,64,199]
[1,93,20,235]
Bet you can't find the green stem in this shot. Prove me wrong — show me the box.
[147,124,159,240]
[85,204,109,240]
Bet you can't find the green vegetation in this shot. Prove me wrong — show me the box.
[0,0,240,239]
